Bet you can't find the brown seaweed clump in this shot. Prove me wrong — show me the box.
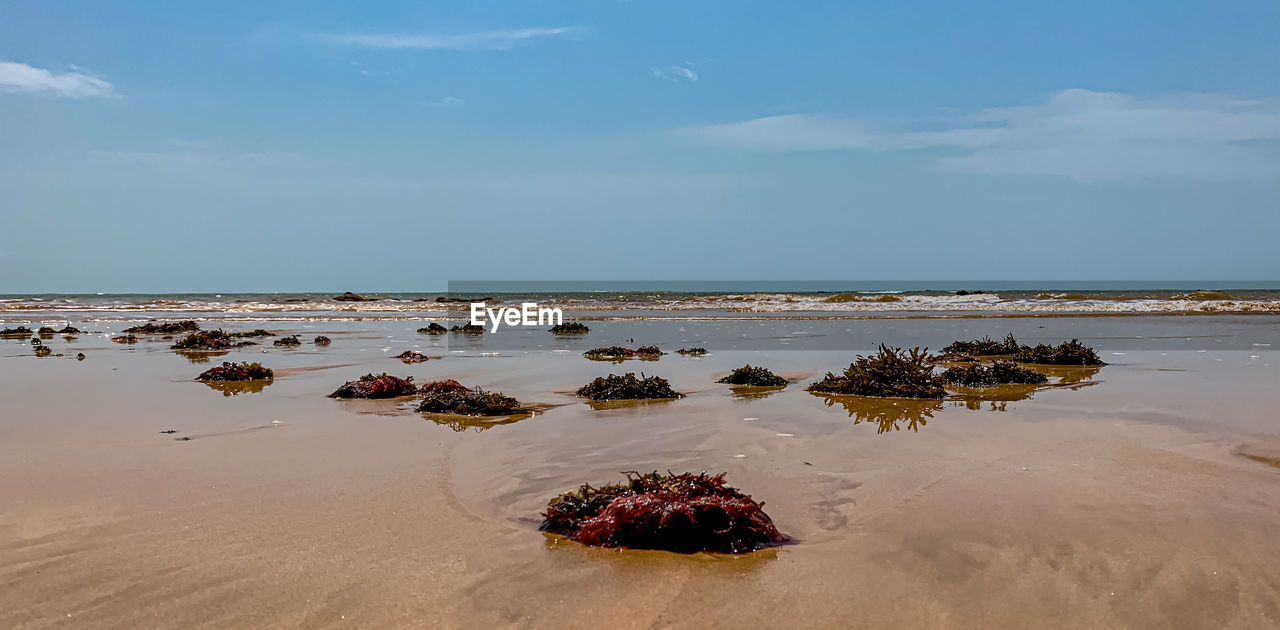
[549,322,590,334]
[394,350,429,364]
[1013,339,1106,366]
[576,373,683,401]
[171,330,256,351]
[195,362,274,382]
[314,336,331,345]
[1,326,34,337]
[231,329,273,338]
[451,323,485,334]
[273,335,302,347]
[37,326,57,337]
[718,365,788,387]
[123,321,200,334]
[33,342,53,357]
[941,361,1048,386]
[807,346,945,399]
[328,373,418,399]
[540,471,786,554]
[417,323,448,335]
[583,346,636,360]
[111,334,139,344]
[942,334,1020,357]
[635,345,664,358]
[58,325,81,335]
[416,385,527,416]
[676,347,708,356]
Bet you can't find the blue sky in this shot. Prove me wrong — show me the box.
[2,0,1278,292]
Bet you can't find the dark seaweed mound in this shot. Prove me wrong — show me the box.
[451,323,485,334]
[123,321,200,334]
[942,334,1020,356]
[717,365,787,387]
[273,335,302,347]
[230,329,273,338]
[583,346,635,360]
[314,336,331,345]
[416,386,526,416]
[111,334,139,344]
[1,326,34,337]
[328,373,418,399]
[540,471,787,554]
[58,326,81,335]
[1013,339,1106,366]
[576,372,683,400]
[549,322,590,334]
[417,323,448,335]
[807,345,945,399]
[171,330,257,351]
[676,347,708,356]
[941,360,1048,386]
[394,350,429,364]
[196,362,274,382]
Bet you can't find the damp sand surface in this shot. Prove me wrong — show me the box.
[1,316,1279,628]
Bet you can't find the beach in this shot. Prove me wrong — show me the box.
[2,299,1279,628]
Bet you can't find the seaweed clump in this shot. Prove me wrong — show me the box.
[314,336,331,345]
[717,365,787,387]
[273,335,302,347]
[416,385,526,416]
[58,325,81,335]
[540,471,786,554]
[418,379,470,395]
[111,334,139,344]
[1012,339,1106,366]
[549,322,590,334]
[394,350,429,364]
[417,323,448,335]
[195,362,274,382]
[171,330,256,351]
[942,334,1020,357]
[123,321,200,334]
[576,373,683,401]
[33,341,53,357]
[807,346,945,399]
[328,373,418,399]
[676,347,708,356]
[941,361,1048,386]
[1,326,34,337]
[584,346,636,360]
[451,323,485,334]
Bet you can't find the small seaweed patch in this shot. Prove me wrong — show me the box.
[123,321,200,334]
[314,336,331,345]
[718,365,787,387]
[540,471,786,554]
[807,346,945,399]
[943,334,1021,356]
[58,326,81,335]
[676,347,708,356]
[171,330,256,351]
[635,345,664,358]
[451,323,485,334]
[417,386,527,416]
[550,322,590,334]
[418,323,448,335]
[328,373,418,399]
[584,346,636,360]
[394,350,429,364]
[37,326,56,336]
[196,362,274,382]
[1013,339,1106,366]
[33,342,53,358]
[230,329,273,338]
[273,335,302,347]
[941,361,1048,386]
[111,334,139,344]
[576,372,683,400]
[1,326,33,337]
[418,379,470,395]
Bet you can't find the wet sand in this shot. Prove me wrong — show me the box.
[2,317,1279,628]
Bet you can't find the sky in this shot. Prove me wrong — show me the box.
[1,0,1278,293]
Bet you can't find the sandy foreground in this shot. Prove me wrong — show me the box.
[2,318,1279,629]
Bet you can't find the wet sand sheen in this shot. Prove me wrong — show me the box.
[1,316,1278,628]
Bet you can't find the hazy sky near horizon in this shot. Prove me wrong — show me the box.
[2,1,1278,293]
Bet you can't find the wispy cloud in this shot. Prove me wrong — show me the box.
[682,89,1280,181]
[651,62,698,82]
[424,96,464,108]
[0,61,116,98]
[314,26,582,51]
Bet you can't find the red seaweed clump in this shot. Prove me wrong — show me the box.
[418,379,470,395]
[328,373,418,399]
[195,362,274,382]
[540,471,787,554]
[394,350,429,364]
[123,321,200,334]
[171,330,257,351]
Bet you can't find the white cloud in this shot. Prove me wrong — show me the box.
[682,89,1280,181]
[651,62,698,82]
[0,61,116,98]
[315,26,581,51]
